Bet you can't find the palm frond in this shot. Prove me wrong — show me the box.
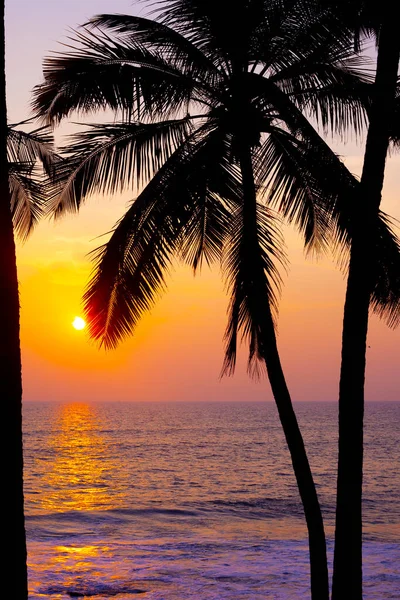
[323,0,383,46]
[48,117,193,216]
[389,81,400,148]
[222,202,286,378]
[88,13,224,86]
[370,212,400,328]
[179,192,231,271]
[252,2,355,75]
[255,128,335,253]
[83,161,186,349]
[6,124,56,238]
[83,121,242,348]
[272,61,372,139]
[155,0,248,72]
[7,124,57,177]
[177,128,242,271]
[256,78,359,241]
[254,103,400,330]
[244,3,372,142]
[32,26,206,123]
[8,162,44,239]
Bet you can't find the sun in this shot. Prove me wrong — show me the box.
[72,316,86,331]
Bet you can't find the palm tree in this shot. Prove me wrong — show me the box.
[1,3,57,594]
[32,1,400,597]
[324,2,400,598]
[0,3,26,596]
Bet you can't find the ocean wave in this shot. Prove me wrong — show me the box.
[42,582,147,597]
[26,495,338,528]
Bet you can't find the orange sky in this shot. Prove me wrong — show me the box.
[6,0,400,402]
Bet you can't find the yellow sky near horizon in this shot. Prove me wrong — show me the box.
[16,153,400,402]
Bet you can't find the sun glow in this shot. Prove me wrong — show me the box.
[72,316,86,331]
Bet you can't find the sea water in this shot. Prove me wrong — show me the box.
[23,401,400,599]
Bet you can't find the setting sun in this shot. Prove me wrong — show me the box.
[72,317,86,331]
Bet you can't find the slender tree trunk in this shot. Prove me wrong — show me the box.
[331,18,400,600]
[239,146,329,600]
[0,1,28,597]
[262,305,329,600]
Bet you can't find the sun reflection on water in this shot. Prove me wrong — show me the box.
[27,404,125,596]
[39,402,117,513]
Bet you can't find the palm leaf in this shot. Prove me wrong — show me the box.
[155,0,248,72]
[8,162,44,239]
[250,1,355,75]
[273,62,372,139]
[47,117,194,216]
[388,80,400,148]
[179,190,231,271]
[255,110,400,329]
[255,77,361,242]
[254,128,335,252]
[88,13,224,87]
[6,123,56,238]
[7,124,57,177]
[222,201,286,378]
[369,212,400,328]
[177,128,242,271]
[84,121,241,348]
[32,27,207,123]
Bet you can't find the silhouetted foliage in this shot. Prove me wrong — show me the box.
[7,121,57,238]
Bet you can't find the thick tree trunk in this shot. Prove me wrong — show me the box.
[331,18,400,600]
[239,147,329,600]
[0,1,28,597]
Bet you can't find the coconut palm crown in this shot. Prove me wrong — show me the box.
[32,0,399,357]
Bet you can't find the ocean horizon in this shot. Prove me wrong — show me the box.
[24,400,400,599]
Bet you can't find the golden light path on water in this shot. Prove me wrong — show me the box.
[29,403,124,592]
[40,403,116,513]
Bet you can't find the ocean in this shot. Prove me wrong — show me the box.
[23,401,400,599]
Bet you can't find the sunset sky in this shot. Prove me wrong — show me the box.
[6,0,400,403]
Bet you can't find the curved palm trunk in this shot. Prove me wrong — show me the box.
[262,306,329,600]
[331,18,400,600]
[239,147,329,600]
[0,1,28,597]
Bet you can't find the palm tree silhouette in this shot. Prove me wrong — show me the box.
[323,2,400,598]
[1,2,57,592]
[32,2,400,598]
[0,4,25,596]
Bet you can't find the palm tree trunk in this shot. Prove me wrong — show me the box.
[0,1,28,597]
[331,17,400,600]
[239,146,329,600]
[262,307,329,600]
